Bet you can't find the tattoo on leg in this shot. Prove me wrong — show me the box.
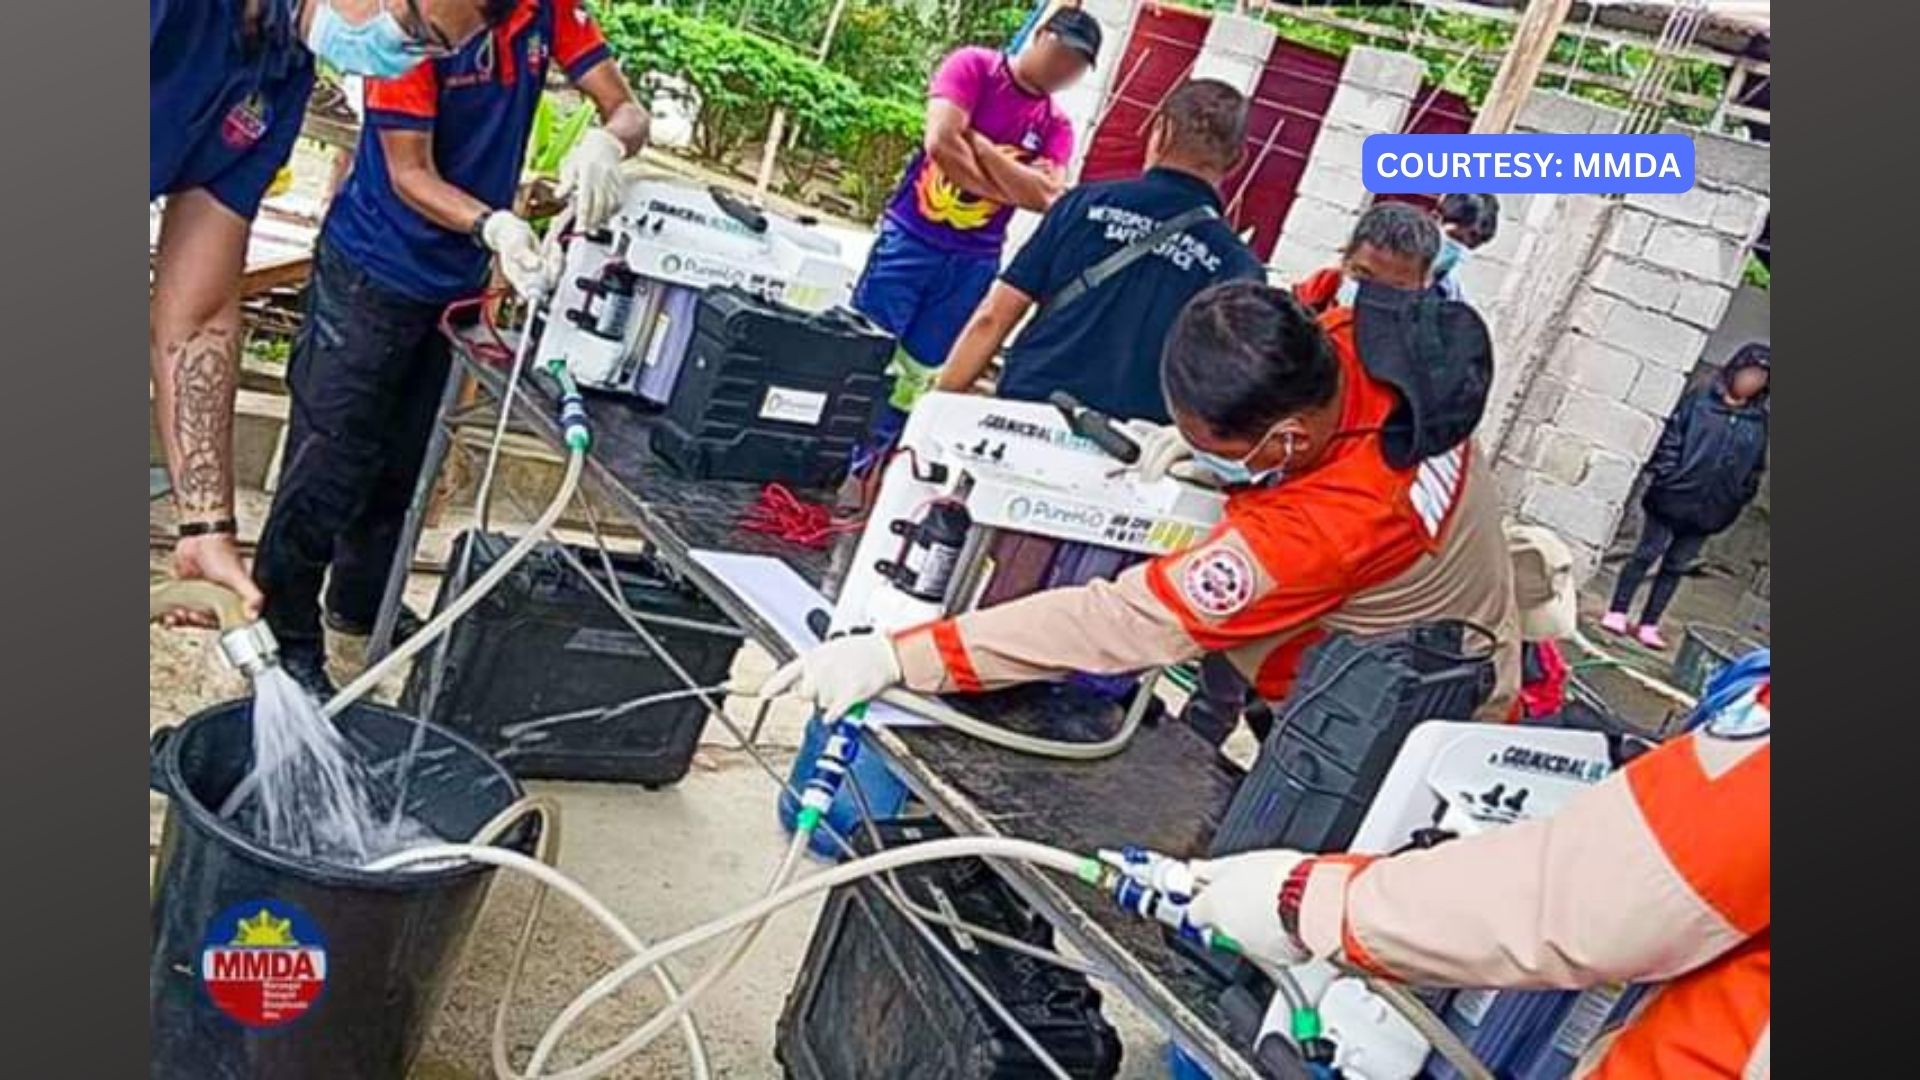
[170,325,237,516]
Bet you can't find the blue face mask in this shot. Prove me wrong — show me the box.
[305,1,426,79]
[1192,431,1296,488]
[1433,236,1468,279]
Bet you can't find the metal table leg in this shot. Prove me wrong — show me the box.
[367,358,467,664]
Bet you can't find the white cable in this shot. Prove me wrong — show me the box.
[368,837,1095,1078]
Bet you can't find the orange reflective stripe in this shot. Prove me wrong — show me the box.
[931,620,983,693]
[1590,933,1770,1079]
[1326,854,1391,977]
[1626,737,1770,934]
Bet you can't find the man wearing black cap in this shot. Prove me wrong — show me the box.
[852,6,1101,450]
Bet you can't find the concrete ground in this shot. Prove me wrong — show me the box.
[150,491,1177,1079]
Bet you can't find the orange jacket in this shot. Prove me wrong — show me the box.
[893,303,1521,714]
[1289,684,1771,1078]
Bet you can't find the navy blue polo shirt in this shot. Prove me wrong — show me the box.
[997,167,1265,424]
[322,0,613,304]
[151,0,315,220]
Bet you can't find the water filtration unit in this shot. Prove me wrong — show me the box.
[534,178,859,400]
[829,391,1227,635]
[1231,721,1621,1080]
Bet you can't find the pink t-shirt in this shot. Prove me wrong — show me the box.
[883,46,1075,256]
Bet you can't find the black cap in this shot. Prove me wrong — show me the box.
[1042,7,1103,67]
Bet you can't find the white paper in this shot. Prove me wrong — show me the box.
[688,550,932,727]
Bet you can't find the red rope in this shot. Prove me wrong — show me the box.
[740,484,865,549]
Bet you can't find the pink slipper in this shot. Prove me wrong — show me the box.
[1599,611,1631,635]
[1635,625,1668,650]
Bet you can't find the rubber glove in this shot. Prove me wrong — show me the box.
[1122,419,1200,483]
[1185,850,1313,967]
[556,127,628,233]
[480,211,551,301]
[761,634,903,720]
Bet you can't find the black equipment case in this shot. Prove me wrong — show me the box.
[1209,621,1496,858]
[399,531,744,787]
[776,817,1123,1079]
[649,286,894,485]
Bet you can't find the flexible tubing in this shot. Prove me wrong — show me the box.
[523,831,811,1078]
[471,289,543,542]
[368,837,1094,1074]
[1357,976,1495,1080]
[215,450,587,821]
[324,450,584,720]
[462,797,710,1080]
[366,795,711,1080]
[149,579,251,630]
[875,686,1146,761]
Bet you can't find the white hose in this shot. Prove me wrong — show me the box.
[877,685,1147,760]
[523,831,812,1078]
[457,798,708,1080]
[324,451,584,720]
[368,795,712,1080]
[368,837,1095,1078]
[214,449,589,820]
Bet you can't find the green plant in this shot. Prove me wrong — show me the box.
[593,2,927,218]
[1742,254,1770,290]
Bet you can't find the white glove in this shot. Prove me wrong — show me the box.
[555,127,628,233]
[480,211,551,300]
[761,634,903,720]
[1185,850,1313,968]
[1123,419,1196,483]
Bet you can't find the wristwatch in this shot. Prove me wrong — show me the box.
[469,209,494,249]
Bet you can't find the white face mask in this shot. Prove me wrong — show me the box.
[305,1,426,80]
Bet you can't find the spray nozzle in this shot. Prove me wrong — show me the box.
[149,579,281,679]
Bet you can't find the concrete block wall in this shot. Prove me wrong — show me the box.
[1002,0,1144,270]
[1266,47,1425,283]
[1190,12,1276,96]
[1493,110,1771,581]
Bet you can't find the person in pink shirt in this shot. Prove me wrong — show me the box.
[853,6,1099,450]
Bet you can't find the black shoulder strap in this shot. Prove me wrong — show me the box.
[1036,204,1220,322]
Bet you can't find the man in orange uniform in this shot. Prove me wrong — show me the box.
[1186,670,1772,1078]
[766,273,1520,722]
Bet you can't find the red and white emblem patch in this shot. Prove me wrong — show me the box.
[1181,548,1255,618]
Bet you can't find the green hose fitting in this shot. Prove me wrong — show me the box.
[795,806,823,834]
[546,359,593,453]
[1291,1006,1323,1043]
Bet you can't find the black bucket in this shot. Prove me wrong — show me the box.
[149,698,536,1080]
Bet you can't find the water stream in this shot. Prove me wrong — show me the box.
[223,666,440,869]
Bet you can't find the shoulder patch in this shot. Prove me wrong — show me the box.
[1182,547,1256,618]
[1704,685,1771,740]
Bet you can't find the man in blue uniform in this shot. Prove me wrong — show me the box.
[936,79,1263,424]
[152,0,505,626]
[251,0,649,694]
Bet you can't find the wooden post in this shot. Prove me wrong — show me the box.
[755,0,852,198]
[1471,0,1575,134]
